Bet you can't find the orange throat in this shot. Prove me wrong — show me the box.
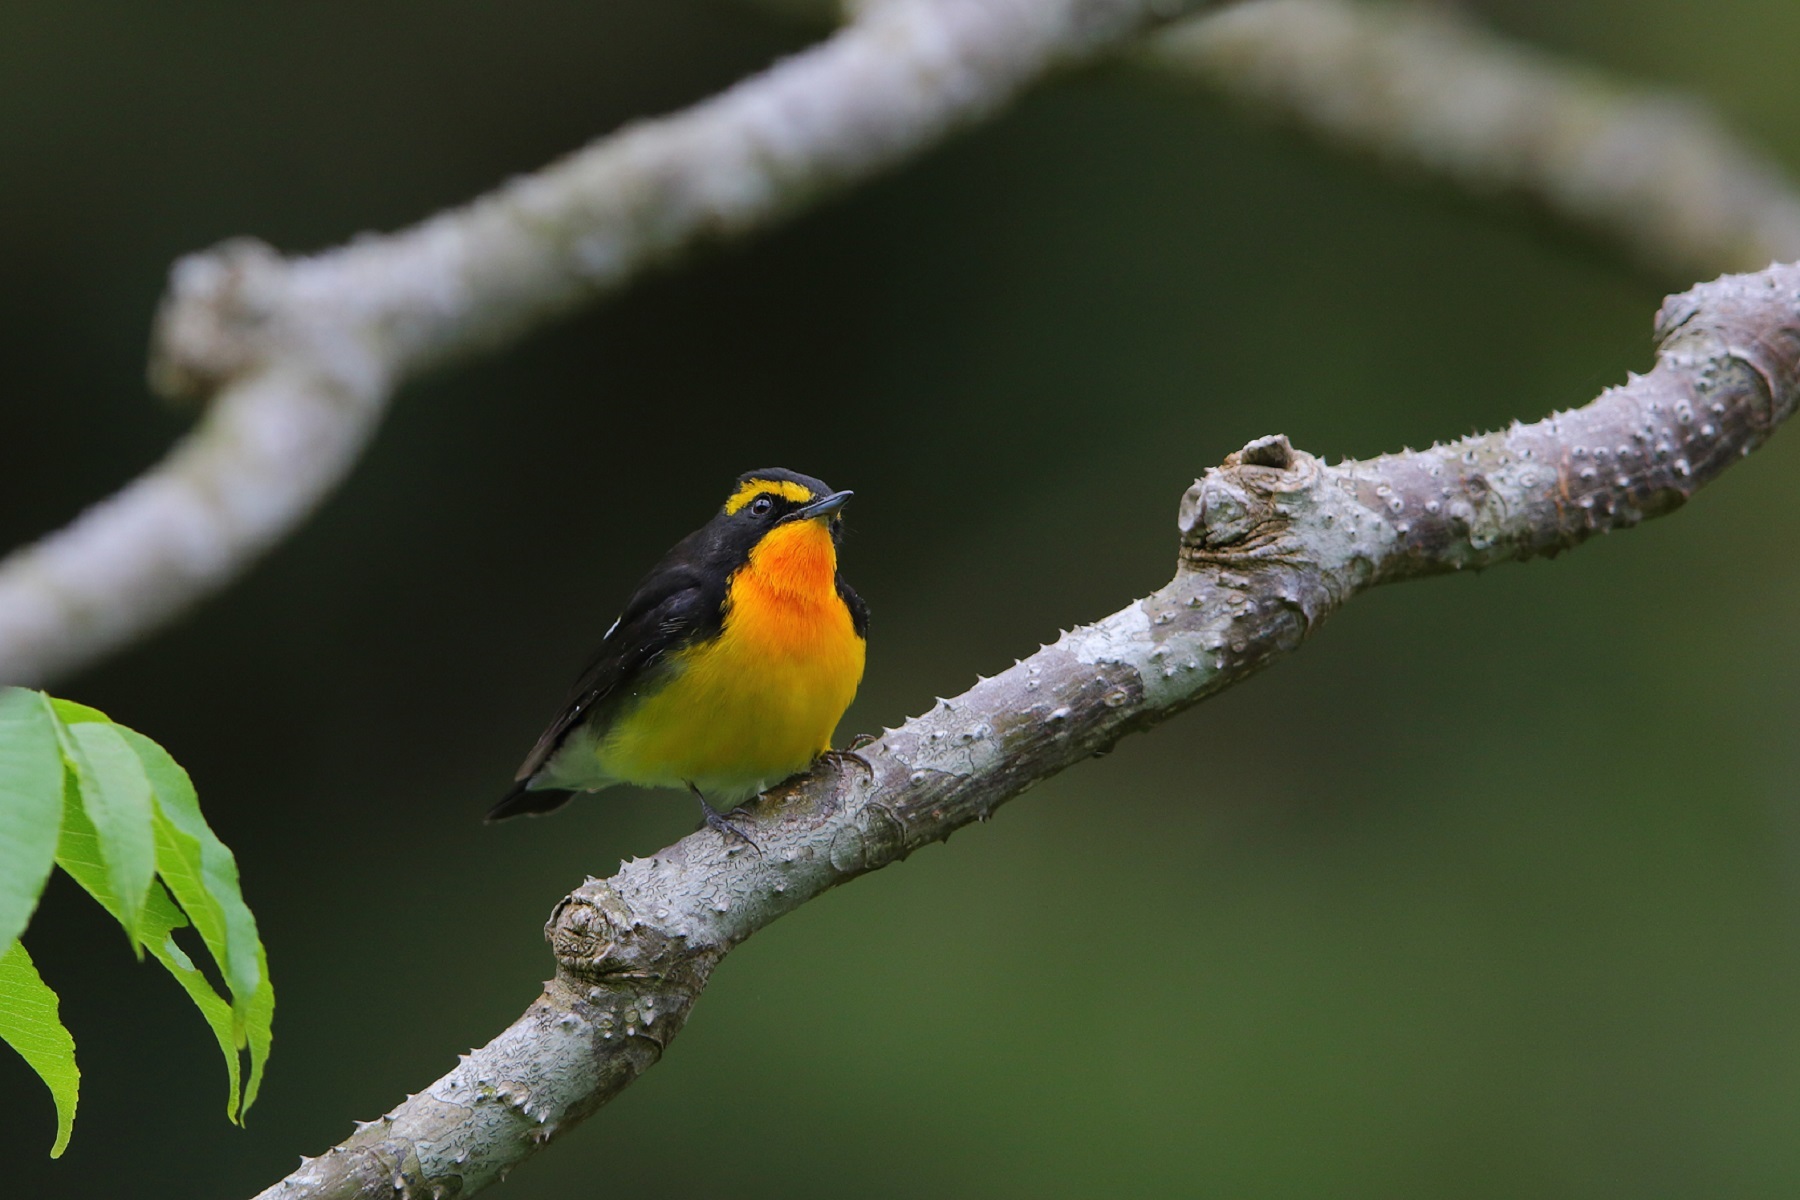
[740,519,839,604]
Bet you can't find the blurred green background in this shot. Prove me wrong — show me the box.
[5,1,1800,1196]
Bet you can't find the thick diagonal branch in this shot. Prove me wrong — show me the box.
[250,259,1800,1200]
[0,0,1222,687]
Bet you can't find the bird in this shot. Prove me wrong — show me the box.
[487,468,867,842]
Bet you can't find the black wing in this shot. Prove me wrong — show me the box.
[487,545,724,821]
[837,575,869,639]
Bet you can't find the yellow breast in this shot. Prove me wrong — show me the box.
[596,520,865,799]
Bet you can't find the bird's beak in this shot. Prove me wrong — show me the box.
[786,490,853,522]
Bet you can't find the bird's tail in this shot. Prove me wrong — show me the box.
[485,780,573,822]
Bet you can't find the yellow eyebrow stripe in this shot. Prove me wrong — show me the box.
[724,478,815,515]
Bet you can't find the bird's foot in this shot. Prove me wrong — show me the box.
[690,784,761,854]
[820,745,876,782]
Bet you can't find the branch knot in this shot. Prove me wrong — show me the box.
[548,879,712,988]
[1178,434,1318,559]
[148,238,291,402]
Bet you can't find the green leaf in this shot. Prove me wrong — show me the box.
[241,946,274,1116]
[128,727,275,1119]
[0,939,79,1157]
[55,784,247,1121]
[54,773,137,934]
[121,727,263,1008]
[48,697,109,726]
[0,688,65,951]
[64,723,157,950]
[140,885,244,1124]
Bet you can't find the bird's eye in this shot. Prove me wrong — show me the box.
[750,496,775,517]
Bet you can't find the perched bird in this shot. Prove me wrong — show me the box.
[488,468,867,839]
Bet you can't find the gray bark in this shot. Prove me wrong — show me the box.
[253,260,1800,1200]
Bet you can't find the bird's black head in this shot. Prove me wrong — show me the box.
[717,468,853,544]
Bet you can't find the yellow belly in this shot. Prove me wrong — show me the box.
[594,578,864,800]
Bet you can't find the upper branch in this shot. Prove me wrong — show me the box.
[1145,0,1800,278]
[154,0,1224,394]
[252,259,1800,1200]
[0,0,1222,688]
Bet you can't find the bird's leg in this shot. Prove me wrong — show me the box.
[688,782,760,853]
[819,737,876,782]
